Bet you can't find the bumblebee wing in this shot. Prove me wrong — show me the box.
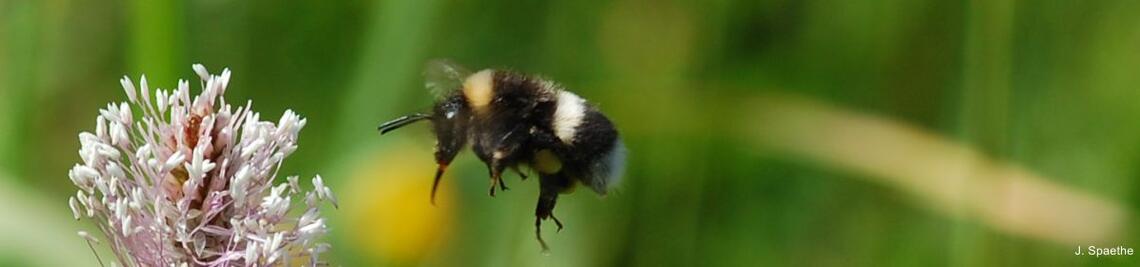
[423,59,470,99]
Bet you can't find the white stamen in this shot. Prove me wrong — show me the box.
[164,151,185,171]
[192,64,210,81]
[69,197,82,220]
[120,77,137,103]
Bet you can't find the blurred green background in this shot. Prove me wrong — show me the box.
[2,0,1139,266]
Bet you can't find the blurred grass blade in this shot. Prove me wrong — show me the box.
[335,0,442,151]
[742,94,1130,245]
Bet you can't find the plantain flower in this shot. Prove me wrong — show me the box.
[68,64,337,266]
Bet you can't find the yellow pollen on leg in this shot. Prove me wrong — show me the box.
[533,149,563,174]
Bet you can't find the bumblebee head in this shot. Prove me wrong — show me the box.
[376,94,470,165]
[377,93,470,205]
[429,94,469,166]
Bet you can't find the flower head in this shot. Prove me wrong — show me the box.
[68,64,336,266]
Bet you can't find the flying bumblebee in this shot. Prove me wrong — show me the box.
[377,60,626,251]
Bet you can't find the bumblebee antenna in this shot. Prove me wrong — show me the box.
[378,113,431,134]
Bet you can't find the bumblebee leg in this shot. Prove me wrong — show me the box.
[486,125,530,196]
[535,217,550,252]
[488,161,510,197]
[490,174,509,194]
[488,178,499,197]
[534,172,569,250]
[486,165,499,197]
[487,144,520,196]
[534,192,557,252]
[549,213,564,232]
[495,163,509,191]
[513,166,529,180]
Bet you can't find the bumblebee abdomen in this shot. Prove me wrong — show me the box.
[576,109,624,194]
[551,99,624,195]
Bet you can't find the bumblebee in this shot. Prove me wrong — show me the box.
[377,60,626,251]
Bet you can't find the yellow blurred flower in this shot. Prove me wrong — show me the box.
[342,144,454,263]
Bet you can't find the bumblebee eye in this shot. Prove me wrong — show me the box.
[442,99,462,119]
